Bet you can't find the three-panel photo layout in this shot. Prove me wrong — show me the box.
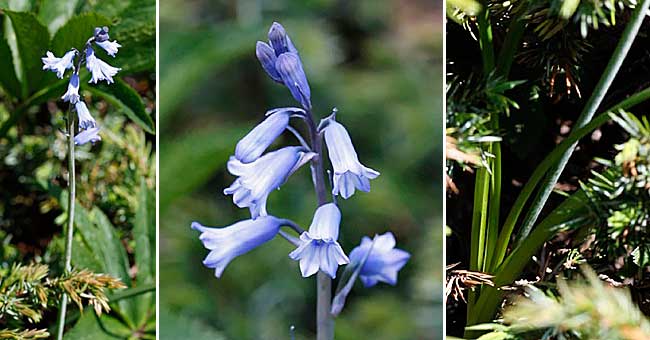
[1,0,649,339]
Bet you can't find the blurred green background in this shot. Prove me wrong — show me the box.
[159,1,443,339]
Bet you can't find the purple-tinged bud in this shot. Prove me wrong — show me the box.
[268,22,289,56]
[348,232,410,287]
[94,26,110,42]
[235,107,304,163]
[192,216,285,277]
[74,126,101,146]
[256,41,282,82]
[276,52,311,110]
[289,203,350,278]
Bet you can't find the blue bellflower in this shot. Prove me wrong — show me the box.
[225,146,315,219]
[86,47,121,84]
[322,114,380,199]
[289,203,350,278]
[348,232,410,287]
[235,107,304,163]
[61,73,80,104]
[74,101,96,130]
[95,40,121,57]
[74,126,101,145]
[192,216,284,277]
[42,50,76,79]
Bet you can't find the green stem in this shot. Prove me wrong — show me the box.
[495,18,526,78]
[56,109,76,340]
[514,0,650,245]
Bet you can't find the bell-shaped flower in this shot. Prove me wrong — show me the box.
[322,114,380,199]
[86,47,121,84]
[268,22,290,56]
[74,101,96,130]
[235,107,304,163]
[42,50,76,79]
[95,40,121,57]
[348,232,410,287]
[225,146,315,219]
[192,216,284,277]
[61,73,80,104]
[289,203,350,278]
[276,52,311,110]
[74,126,101,146]
[256,41,282,82]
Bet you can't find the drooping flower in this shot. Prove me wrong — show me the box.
[276,52,311,110]
[225,146,315,219]
[74,101,96,130]
[86,47,121,84]
[191,216,284,277]
[235,107,304,163]
[289,203,350,278]
[95,40,121,57]
[61,73,80,104]
[348,232,410,287]
[322,114,380,199]
[74,126,101,145]
[42,50,76,79]
[256,41,282,82]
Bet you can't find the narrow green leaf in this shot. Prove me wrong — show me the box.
[0,36,21,99]
[133,178,155,326]
[87,78,155,134]
[3,10,50,95]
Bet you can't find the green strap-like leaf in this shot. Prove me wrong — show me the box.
[87,78,155,134]
[3,10,50,96]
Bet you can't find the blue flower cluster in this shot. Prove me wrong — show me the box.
[192,22,409,297]
[41,27,121,145]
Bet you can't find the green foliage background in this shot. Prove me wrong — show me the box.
[0,0,156,338]
[159,0,443,339]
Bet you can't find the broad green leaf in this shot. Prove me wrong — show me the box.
[3,10,49,95]
[87,78,154,133]
[160,126,246,210]
[51,12,111,55]
[109,1,155,73]
[0,36,21,99]
[64,310,132,340]
[37,0,83,34]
